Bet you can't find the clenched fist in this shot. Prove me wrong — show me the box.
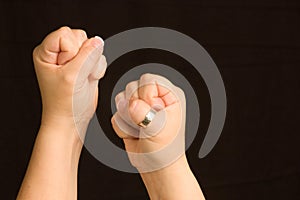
[33,26,107,134]
[111,73,186,172]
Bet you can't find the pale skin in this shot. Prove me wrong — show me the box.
[17,26,205,200]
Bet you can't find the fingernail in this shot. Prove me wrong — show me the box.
[94,36,105,46]
[91,36,104,48]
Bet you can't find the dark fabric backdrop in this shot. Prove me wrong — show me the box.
[1,0,300,199]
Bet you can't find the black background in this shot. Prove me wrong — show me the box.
[1,0,300,199]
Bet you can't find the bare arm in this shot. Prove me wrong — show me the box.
[140,155,204,200]
[111,74,205,199]
[17,26,106,200]
[17,121,82,199]
[17,26,204,200]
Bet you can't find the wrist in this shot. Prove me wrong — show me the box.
[140,155,204,200]
[39,113,85,158]
[18,116,84,199]
[140,154,190,179]
[140,155,190,197]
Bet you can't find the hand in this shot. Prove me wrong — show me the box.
[111,73,186,172]
[111,74,204,199]
[33,26,106,134]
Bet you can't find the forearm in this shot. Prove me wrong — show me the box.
[140,155,205,200]
[17,27,104,200]
[17,119,83,200]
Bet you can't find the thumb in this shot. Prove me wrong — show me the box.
[128,99,151,125]
[129,99,166,137]
[67,36,105,84]
[75,36,104,64]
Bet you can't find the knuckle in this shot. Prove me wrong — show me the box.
[126,81,138,97]
[32,46,39,59]
[126,81,136,90]
[125,81,138,92]
[176,87,186,99]
[115,92,124,103]
[111,116,115,125]
[73,29,87,41]
[78,29,87,39]
[140,73,153,82]
[59,26,72,35]
[32,46,44,65]
[100,55,107,65]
